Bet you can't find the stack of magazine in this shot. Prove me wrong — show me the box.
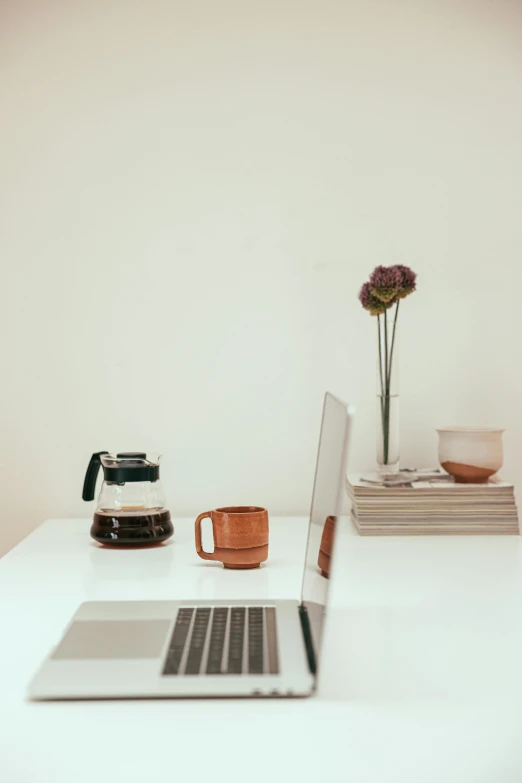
[346,469,520,535]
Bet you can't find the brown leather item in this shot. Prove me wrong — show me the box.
[317,515,336,578]
[195,506,269,569]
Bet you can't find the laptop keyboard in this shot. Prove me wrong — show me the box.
[162,606,279,676]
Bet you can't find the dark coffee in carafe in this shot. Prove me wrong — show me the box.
[91,508,174,545]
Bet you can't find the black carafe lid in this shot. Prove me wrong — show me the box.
[82,451,160,501]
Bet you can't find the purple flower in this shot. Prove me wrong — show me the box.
[359,282,391,316]
[395,264,417,299]
[369,265,402,303]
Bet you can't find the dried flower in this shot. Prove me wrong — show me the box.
[369,265,402,302]
[395,264,417,299]
[358,263,417,466]
[359,282,392,316]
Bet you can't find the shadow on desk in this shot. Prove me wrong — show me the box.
[318,604,522,703]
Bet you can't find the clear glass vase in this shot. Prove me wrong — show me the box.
[376,306,400,472]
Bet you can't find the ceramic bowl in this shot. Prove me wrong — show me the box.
[437,427,504,483]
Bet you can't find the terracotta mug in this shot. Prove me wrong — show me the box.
[317,515,336,578]
[195,506,269,569]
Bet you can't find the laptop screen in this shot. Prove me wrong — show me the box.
[300,392,353,663]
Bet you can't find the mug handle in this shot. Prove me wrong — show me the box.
[195,512,216,561]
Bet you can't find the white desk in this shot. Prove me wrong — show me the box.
[2,517,522,783]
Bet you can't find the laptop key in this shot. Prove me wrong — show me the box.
[227,607,246,674]
[162,608,194,675]
[185,608,211,674]
[265,607,279,675]
[206,608,228,674]
[248,607,264,674]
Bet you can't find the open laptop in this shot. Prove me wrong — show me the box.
[28,392,354,700]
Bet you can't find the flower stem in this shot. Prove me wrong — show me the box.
[384,310,389,397]
[383,312,389,463]
[381,301,400,468]
[388,300,400,382]
[377,316,386,457]
[377,315,384,397]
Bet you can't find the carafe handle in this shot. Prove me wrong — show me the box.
[82,452,109,501]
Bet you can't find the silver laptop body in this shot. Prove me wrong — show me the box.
[28,392,354,700]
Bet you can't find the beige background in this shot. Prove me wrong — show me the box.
[2,0,522,555]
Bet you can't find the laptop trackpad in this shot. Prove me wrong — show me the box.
[51,620,171,660]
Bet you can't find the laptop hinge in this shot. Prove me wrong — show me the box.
[299,604,317,675]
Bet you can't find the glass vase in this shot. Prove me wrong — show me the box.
[376,306,400,472]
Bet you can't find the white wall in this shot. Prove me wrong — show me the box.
[2,0,522,556]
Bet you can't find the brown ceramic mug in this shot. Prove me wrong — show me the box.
[195,506,269,569]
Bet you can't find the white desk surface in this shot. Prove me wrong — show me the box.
[2,516,522,783]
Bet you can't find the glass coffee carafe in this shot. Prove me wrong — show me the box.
[82,452,174,546]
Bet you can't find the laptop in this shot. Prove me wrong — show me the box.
[28,392,354,700]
